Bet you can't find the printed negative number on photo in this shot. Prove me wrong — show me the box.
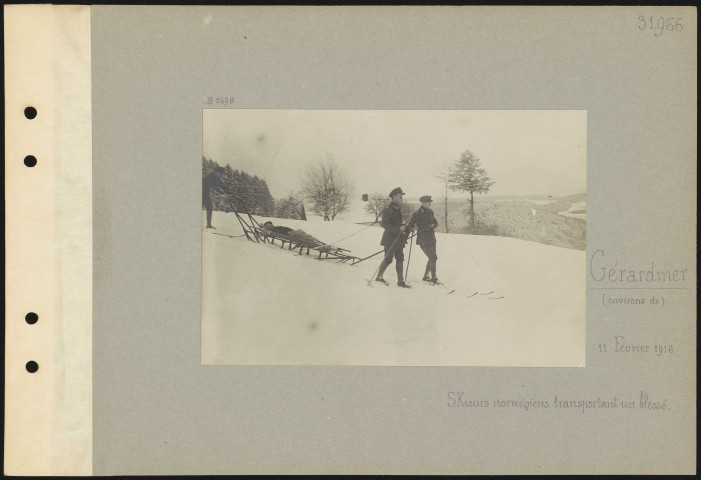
[201,109,586,367]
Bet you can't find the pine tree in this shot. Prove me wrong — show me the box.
[448,150,495,230]
[202,159,285,218]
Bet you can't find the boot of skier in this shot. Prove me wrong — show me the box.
[406,195,440,284]
[375,187,412,288]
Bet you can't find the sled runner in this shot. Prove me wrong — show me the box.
[233,211,362,264]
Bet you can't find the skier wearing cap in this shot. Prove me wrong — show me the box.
[202,166,231,229]
[375,187,412,288]
[406,195,441,284]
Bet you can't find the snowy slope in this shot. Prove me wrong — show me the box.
[202,210,585,366]
[559,201,587,219]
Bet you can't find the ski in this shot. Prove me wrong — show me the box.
[478,290,505,299]
[415,280,455,295]
[432,282,455,295]
[384,279,498,299]
[210,232,240,239]
[370,278,414,288]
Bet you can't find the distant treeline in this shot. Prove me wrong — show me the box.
[202,157,306,220]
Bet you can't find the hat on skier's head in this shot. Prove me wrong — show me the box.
[263,221,273,227]
[420,195,432,203]
[389,187,405,198]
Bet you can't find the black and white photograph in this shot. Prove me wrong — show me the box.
[201,109,586,366]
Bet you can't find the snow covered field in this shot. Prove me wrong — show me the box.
[201,211,585,366]
[528,199,556,206]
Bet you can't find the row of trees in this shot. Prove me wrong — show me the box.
[205,147,494,229]
[203,156,356,221]
[203,157,277,216]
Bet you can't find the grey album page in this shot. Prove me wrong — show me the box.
[91,5,696,475]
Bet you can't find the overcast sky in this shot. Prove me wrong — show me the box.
[203,109,586,200]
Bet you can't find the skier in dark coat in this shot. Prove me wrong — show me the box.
[376,187,411,288]
[406,195,440,284]
[202,166,230,229]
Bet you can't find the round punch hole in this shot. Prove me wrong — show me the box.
[24,106,38,119]
[25,312,39,324]
[26,361,39,373]
[24,155,37,167]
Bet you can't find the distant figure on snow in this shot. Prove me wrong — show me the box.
[375,187,411,288]
[202,166,230,229]
[406,195,441,284]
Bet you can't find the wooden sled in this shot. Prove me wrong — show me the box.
[233,212,362,264]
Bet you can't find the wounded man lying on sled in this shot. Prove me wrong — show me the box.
[262,221,339,252]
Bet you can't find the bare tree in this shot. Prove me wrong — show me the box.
[364,193,387,220]
[275,190,307,220]
[449,150,495,230]
[399,200,416,222]
[301,157,354,221]
[433,160,453,233]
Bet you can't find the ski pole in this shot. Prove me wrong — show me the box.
[352,248,386,265]
[366,229,408,286]
[404,231,413,281]
[352,230,417,266]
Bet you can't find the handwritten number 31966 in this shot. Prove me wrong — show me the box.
[639,16,683,35]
